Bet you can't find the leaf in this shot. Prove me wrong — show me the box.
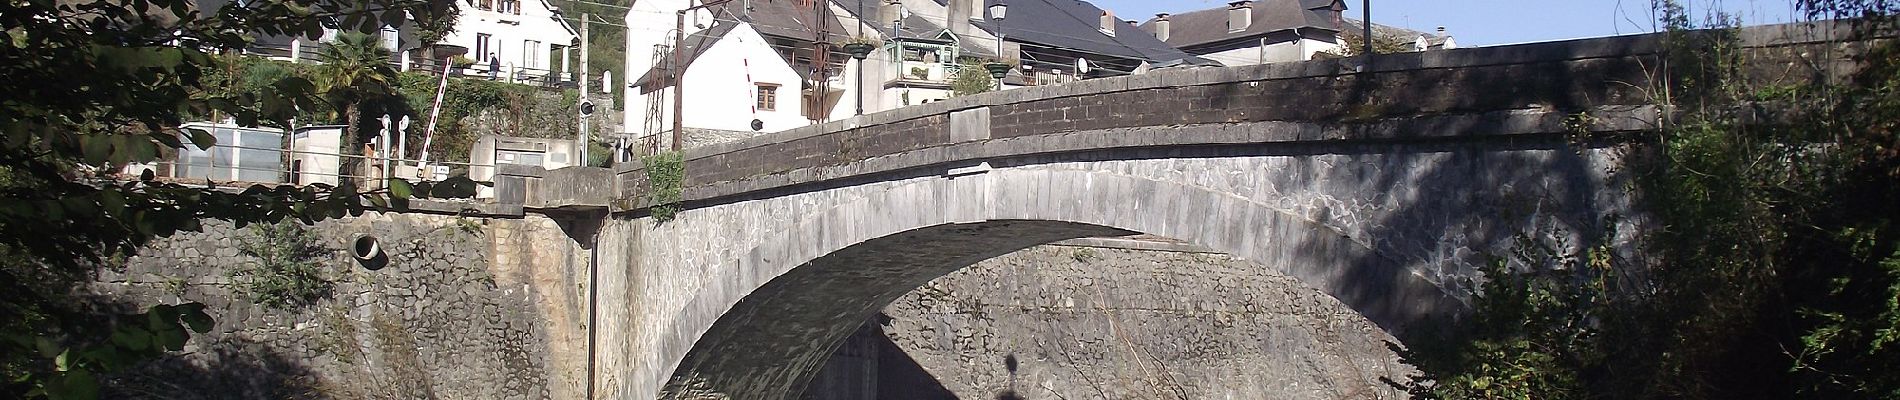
[146,304,178,327]
[46,368,98,400]
[110,327,150,351]
[80,136,109,166]
[54,349,71,372]
[179,303,213,334]
[153,326,186,351]
[6,27,26,48]
[387,178,414,199]
[148,132,183,148]
[185,128,216,150]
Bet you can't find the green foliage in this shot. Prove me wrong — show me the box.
[315,31,405,185]
[232,222,333,310]
[643,152,684,222]
[1070,247,1098,263]
[8,303,215,400]
[1398,2,1900,398]
[587,141,614,168]
[1330,29,1420,57]
[0,0,468,396]
[1396,221,1623,399]
[547,0,629,110]
[951,63,994,96]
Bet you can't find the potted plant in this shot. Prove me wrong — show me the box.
[839,36,878,60]
[909,67,929,80]
[981,58,1016,81]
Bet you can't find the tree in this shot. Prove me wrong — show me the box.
[950,62,995,96]
[1394,2,1900,398]
[314,31,405,187]
[1331,29,1418,57]
[0,0,474,397]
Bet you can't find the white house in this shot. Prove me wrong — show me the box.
[622,0,860,151]
[439,0,581,82]
[620,0,1206,154]
[223,0,578,82]
[845,0,1205,109]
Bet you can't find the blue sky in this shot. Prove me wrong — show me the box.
[1092,0,1801,46]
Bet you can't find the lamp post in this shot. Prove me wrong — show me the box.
[843,42,875,115]
[987,1,1008,91]
[1362,0,1372,58]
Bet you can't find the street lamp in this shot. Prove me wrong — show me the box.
[842,42,875,115]
[987,1,1008,91]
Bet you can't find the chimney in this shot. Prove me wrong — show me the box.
[1227,1,1253,33]
[1099,10,1117,36]
[1152,13,1171,42]
[881,0,902,29]
[947,0,974,36]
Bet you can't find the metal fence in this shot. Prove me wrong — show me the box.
[241,42,582,89]
[124,131,483,194]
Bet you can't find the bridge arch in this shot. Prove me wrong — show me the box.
[652,167,1461,399]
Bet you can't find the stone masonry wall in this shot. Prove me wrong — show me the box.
[809,243,1409,400]
[90,212,594,399]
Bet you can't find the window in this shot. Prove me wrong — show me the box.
[475,33,491,61]
[522,40,541,69]
[477,0,493,11]
[755,84,778,111]
[499,0,520,14]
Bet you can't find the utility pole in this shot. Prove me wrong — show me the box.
[671,10,685,151]
[578,13,591,166]
[811,0,833,124]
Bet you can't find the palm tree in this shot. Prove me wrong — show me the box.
[314,32,399,188]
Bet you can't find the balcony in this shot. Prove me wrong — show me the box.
[893,61,962,87]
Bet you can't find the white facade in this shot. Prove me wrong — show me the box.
[621,0,716,140]
[442,0,579,79]
[676,24,813,133]
[621,1,862,145]
[1198,37,1340,66]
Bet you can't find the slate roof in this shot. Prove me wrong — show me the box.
[711,0,850,42]
[630,22,739,89]
[962,0,1198,64]
[1139,0,1344,49]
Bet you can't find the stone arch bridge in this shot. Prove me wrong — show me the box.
[483,23,1855,399]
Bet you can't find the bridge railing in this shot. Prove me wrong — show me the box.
[611,20,1880,210]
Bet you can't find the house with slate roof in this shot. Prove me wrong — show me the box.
[836,0,1211,107]
[620,0,861,150]
[619,0,1210,151]
[1139,0,1453,66]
